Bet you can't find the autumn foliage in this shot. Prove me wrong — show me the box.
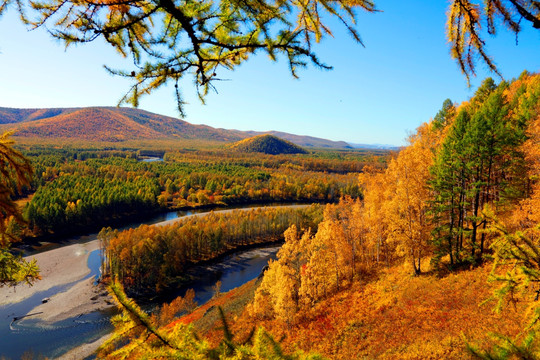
[100,72,540,359]
[243,71,540,357]
[102,205,323,295]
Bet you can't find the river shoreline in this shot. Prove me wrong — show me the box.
[3,204,307,308]
[0,204,306,359]
[0,241,100,307]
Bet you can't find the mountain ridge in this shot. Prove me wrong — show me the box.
[243,130,353,149]
[0,106,355,149]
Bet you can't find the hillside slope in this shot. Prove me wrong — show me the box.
[0,107,82,124]
[0,107,243,142]
[11,108,163,142]
[184,263,525,360]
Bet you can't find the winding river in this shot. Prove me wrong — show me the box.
[0,205,300,359]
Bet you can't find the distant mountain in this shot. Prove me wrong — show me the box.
[0,107,245,142]
[230,135,308,155]
[0,106,353,149]
[0,108,79,124]
[244,131,352,149]
[347,142,401,150]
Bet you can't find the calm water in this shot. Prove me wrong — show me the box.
[0,207,282,359]
[20,208,202,256]
[140,157,163,162]
[168,246,279,306]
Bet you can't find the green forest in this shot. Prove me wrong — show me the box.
[16,148,383,237]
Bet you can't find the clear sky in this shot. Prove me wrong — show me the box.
[0,1,538,146]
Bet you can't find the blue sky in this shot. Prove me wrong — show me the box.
[0,1,538,146]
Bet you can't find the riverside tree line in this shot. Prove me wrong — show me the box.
[99,206,323,295]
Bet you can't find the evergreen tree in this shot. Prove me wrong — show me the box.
[430,108,472,266]
[433,99,455,130]
[430,78,532,267]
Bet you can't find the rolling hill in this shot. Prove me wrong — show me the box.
[0,106,353,148]
[0,107,243,142]
[230,134,309,155]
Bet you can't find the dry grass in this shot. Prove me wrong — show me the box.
[171,278,261,345]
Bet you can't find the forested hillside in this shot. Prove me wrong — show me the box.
[243,131,353,149]
[100,72,540,359]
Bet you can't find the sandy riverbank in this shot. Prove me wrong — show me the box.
[0,240,115,358]
[0,241,101,307]
[0,239,114,323]
[22,277,114,323]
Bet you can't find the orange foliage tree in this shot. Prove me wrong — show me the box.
[384,122,440,275]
